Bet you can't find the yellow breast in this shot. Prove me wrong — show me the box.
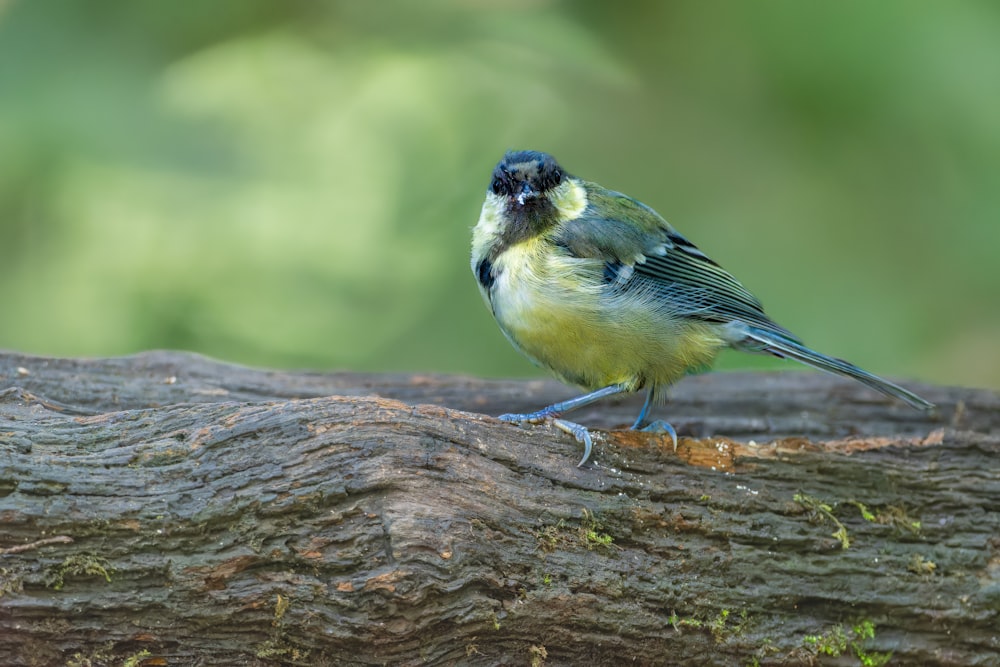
[490,237,725,391]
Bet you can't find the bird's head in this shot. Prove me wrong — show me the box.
[489,150,566,208]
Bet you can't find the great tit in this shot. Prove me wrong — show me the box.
[471,150,933,466]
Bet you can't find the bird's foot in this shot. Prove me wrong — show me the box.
[498,408,558,425]
[552,419,594,467]
[637,419,678,452]
[498,412,595,467]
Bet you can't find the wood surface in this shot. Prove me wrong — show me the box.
[0,351,997,666]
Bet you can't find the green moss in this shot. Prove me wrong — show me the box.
[667,613,702,630]
[44,554,112,590]
[710,609,731,641]
[122,650,152,667]
[799,620,892,665]
[849,619,892,665]
[855,648,893,667]
[65,643,150,667]
[66,642,115,667]
[793,493,850,549]
[853,620,876,640]
[274,593,290,624]
[254,639,310,662]
[579,508,614,551]
[534,509,615,554]
[847,500,875,522]
[802,624,848,656]
[255,593,311,663]
[744,639,778,667]
[529,644,548,667]
[875,505,922,535]
[0,566,24,598]
[668,608,749,642]
[907,553,937,575]
[583,529,613,548]
[534,520,568,553]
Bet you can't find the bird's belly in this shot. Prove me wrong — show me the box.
[492,260,724,391]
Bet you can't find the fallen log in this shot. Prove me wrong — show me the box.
[0,351,996,666]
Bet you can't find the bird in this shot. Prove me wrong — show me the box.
[471,150,934,466]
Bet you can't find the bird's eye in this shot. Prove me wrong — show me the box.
[551,169,563,185]
[490,178,505,195]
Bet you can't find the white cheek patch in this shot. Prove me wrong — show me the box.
[471,193,507,257]
[550,179,588,221]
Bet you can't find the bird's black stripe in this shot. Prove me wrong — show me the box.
[666,231,720,267]
[476,257,496,291]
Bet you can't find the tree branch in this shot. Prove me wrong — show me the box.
[0,351,996,666]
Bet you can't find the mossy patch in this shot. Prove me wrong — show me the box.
[875,505,922,535]
[44,554,112,590]
[800,620,892,666]
[794,493,850,549]
[529,644,547,666]
[668,608,750,643]
[254,593,311,663]
[0,566,24,598]
[534,508,615,554]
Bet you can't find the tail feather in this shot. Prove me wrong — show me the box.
[741,326,934,411]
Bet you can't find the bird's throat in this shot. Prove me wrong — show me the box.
[490,198,557,262]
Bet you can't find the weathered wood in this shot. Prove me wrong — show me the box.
[0,351,997,666]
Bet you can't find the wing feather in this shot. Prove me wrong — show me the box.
[552,183,799,341]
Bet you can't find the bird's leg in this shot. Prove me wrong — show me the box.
[628,387,678,452]
[629,388,656,429]
[499,383,629,423]
[499,383,629,466]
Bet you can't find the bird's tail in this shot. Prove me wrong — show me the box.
[740,326,934,411]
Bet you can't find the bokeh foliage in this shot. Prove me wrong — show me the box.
[1,0,997,388]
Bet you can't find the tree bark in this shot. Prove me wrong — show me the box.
[0,350,997,666]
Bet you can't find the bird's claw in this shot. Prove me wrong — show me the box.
[551,419,594,467]
[640,419,678,452]
[498,412,595,466]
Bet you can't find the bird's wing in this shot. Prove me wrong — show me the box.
[553,183,799,341]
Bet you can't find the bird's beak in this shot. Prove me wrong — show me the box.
[516,182,535,206]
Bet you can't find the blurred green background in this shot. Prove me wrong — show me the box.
[1,0,997,388]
